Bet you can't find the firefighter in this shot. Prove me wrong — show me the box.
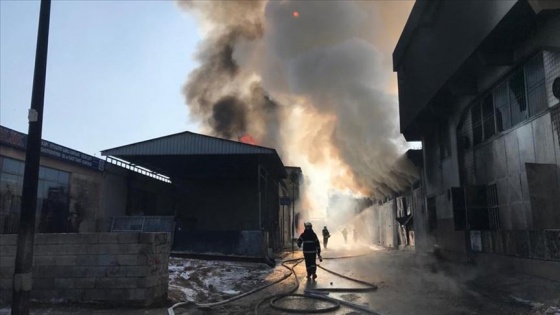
[322,226,331,249]
[297,222,322,279]
[342,228,348,243]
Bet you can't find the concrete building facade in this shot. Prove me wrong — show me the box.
[393,0,560,276]
[0,125,172,235]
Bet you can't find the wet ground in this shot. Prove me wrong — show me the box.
[177,245,560,315]
[1,245,559,315]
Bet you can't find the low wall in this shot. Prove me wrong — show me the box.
[172,230,263,257]
[476,230,560,261]
[473,252,560,282]
[0,232,170,306]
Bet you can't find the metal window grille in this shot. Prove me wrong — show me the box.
[509,69,528,126]
[494,82,511,132]
[482,94,496,140]
[486,184,500,230]
[525,53,547,116]
[459,111,476,185]
[459,110,473,150]
[472,103,483,146]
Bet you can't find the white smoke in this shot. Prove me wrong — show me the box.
[177,0,418,214]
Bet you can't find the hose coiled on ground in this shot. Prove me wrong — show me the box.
[168,253,384,315]
[256,256,380,314]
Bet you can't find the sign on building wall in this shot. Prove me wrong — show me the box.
[0,126,105,172]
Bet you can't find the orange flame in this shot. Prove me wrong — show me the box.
[239,134,257,145]
[293,11,299,18]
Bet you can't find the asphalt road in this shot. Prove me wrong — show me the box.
[213,245,559,315]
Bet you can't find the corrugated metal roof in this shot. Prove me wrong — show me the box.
[101,131,277,156]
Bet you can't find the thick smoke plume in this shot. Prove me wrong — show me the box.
[178,0,418,212]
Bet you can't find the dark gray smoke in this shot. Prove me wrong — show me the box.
[211,96,246,139]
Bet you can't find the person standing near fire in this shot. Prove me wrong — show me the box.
[322,226,331,249]
[297,222,322,279]
[342,228,348,243]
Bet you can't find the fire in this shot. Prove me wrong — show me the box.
[239,134,257,145]
[293,11,299,18]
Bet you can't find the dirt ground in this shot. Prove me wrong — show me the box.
[1,247,559,315]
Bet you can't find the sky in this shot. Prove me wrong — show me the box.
[0,0,202,157]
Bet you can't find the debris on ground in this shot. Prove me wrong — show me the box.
[168,257,289,304]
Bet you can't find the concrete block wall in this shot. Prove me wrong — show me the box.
[0,232,170,306]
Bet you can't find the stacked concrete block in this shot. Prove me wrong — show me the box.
[0,232,170,306]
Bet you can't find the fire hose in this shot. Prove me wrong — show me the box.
[255,255,381,314]
[168,254,384,315]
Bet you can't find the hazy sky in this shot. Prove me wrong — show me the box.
[1,0,201,157]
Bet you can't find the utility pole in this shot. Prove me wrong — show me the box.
[11,0,51,314]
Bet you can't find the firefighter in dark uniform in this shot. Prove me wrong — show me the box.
[322,226,331,249]
[297,222,322,279]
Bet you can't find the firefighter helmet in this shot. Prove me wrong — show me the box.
[304,222,312,228]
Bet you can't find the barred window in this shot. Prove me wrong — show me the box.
[525,53,547,116]
[463,52,547,150]
[486,184,500,231]
[494,83,511,132]
[472,103,483,146]
[482,94,495,139]
[509,69,528,126]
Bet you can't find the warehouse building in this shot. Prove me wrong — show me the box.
[393,0,560,279]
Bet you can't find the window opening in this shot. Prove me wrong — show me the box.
[472,103,483,146]
[482,94,496,139]
[509,69,528,125]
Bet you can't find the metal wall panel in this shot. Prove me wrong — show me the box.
[510,202,528,229]
[520,170,530,203]
[474,147,488,185]
[517,123,536,164]
[508,174,523,203]
[532,113,556,164]
[485,142,497,182]
[505,131,521,175]
[493,137,508,179]
[436,193,452,220]
[441,158,455,191]
[499,205,513,230]
[524,201,533,228]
